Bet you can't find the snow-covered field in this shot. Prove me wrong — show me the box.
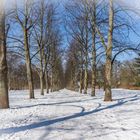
[0,89,140,140]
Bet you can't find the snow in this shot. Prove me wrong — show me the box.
[0,89,140,140]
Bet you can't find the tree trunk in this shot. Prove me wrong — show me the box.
[91,1,96,97]
[79,68,83,93]
[83,67,88,94]
[45,70,49,94]
[91,48,96,96]
[50,72,53,92]
[104,0,114,101]
[0,6,9,109]
[104,53,112,101]
[83,13,89,95]
[24,30,34,99]
[39,47,44,95]
[40,70,44,95]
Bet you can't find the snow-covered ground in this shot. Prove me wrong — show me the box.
[0,89,140,140]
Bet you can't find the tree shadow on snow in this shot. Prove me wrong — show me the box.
[11,97,100,110]
[0,94,140,134]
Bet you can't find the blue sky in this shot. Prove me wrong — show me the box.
[5,0,140,62]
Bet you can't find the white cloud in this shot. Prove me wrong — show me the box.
[116,0,140,10]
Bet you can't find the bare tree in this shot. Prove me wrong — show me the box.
[12,0,37,98]
[33,2,59,94]
[32,0,47,95]
[104,0,114,101]
[95,0,114,101]
[0,2,9,109]
[89,0,96,96]
[65,0,91,94]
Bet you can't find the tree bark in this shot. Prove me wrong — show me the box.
[45,70,49,94]
[50,72,53,92]
[104,0,114,101]
[24,30,34,99]
[83,66,88,94]
[83,13,89,94]
[79,68,83,93]
[39,48,44,95]
[0,6,9,109]
[40,70,44,95]
[91,41,96,96]
[91,2,96,97]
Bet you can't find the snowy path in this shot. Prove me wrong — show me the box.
[0,89,140,140]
